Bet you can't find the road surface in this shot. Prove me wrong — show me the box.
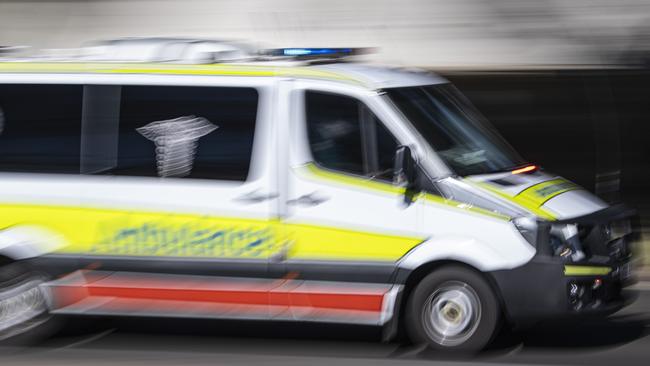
[0,285,648,365]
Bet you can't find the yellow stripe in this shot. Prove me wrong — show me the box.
[286,222,423,261]
[0,62,364,86]
[0,203,282,258]
[564,265,612,276]
[0,202,421,262]
[299,163,510,221]
[516,179,580,206]
[472,181,557,220]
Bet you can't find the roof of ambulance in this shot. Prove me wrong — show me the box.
[310,62,448,88]
[0,60,449,89]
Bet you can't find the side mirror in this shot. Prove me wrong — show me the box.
[393,145,419,203]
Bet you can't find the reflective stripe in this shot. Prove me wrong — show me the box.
[564,265,612,276]
[471,178,583,221]
[0,203,422,261]
[516,178,580,208]
[0,62,363,85]
[286,222,423,261]
[472,180,558,220]
[299,163,510,221]
[0,203,283,258]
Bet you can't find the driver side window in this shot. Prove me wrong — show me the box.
[305,91,398,182]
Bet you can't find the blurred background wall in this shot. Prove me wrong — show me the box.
[1,0,650,67]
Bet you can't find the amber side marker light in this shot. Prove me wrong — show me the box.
[511,165,538,175]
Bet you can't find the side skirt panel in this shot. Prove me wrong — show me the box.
[43,270,402,326]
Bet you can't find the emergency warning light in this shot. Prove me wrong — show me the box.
[283,48,352,56]
[261,47,373,59]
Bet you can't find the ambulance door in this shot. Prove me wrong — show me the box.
[276,83,422,322]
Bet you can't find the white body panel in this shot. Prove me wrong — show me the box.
[0,68,584,275]
[543,189,608,219]
[402,204,536,271]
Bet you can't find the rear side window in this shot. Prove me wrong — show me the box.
[0,84,83,173]
[84,85,259,181]
[305,91,399,182]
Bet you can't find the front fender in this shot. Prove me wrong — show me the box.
[397,233,535,272]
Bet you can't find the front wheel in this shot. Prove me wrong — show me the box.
[405,266,501,352]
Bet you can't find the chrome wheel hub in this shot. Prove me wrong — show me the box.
[422,281,481,347]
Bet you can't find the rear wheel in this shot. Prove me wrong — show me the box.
[405,266,500,353]
[0,261,54,343]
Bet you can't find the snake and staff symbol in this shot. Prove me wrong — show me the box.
[137,115,218,177]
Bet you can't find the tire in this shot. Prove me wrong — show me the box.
[404,266,500,353]
[0,261,57,344]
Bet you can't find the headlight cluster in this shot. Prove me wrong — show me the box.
[512,217,587,262]
[550,224,585,262]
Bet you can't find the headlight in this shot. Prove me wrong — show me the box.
[551,236,574,259]
[513,216,538,247]
[550,224,585,262]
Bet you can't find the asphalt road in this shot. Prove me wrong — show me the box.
[1,285,649,366]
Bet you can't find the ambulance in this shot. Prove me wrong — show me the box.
[0,39,638,351]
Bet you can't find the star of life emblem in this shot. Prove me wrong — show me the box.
[137,115,218,177]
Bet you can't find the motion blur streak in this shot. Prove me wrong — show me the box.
[0,0,649,362]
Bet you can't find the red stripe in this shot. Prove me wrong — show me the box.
[275,292,384,311]
[88,286,269,306]
[49,273,389,313]
[85,286,384,312]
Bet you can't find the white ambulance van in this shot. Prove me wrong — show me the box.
[0,40,638,351]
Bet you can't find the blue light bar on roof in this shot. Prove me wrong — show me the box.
[262,47,372,59]
[282,48,352,56]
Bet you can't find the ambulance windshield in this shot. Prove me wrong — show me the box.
[385,84,526,176]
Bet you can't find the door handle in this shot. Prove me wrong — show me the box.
[233,191,278,204]
[287,192,330,207]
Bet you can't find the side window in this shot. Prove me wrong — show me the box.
[305,91,364,175]
[305,91,399,182]
[86,86,259,181]
[0,84,83,174]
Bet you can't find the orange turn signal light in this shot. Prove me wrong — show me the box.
[511,165,538,175]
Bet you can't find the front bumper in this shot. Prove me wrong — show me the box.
[490,258,635,327]
[491,204,639,327]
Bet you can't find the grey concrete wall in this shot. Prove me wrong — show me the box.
[1,0,650,67]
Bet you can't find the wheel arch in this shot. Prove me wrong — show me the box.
[389,260,509,341]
